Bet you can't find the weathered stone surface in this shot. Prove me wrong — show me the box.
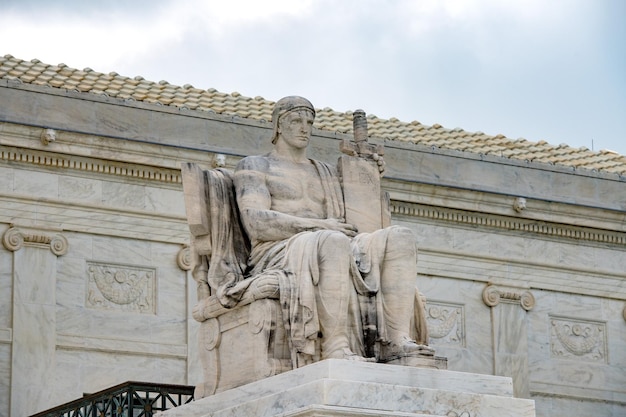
[160,359,536,417]
[337,155,384,233]
[0,83,624,417]
[185,96,435,397]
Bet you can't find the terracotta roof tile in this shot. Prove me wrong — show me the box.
[1,54,625,175]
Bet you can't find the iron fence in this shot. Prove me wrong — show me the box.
[30,381,195,417]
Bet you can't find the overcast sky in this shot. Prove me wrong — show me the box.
[2,0,625,155]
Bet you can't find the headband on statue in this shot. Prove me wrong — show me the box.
[271,96,315,144]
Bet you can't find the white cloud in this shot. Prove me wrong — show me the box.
[0,0,623,154]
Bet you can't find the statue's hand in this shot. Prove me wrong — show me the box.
[318,218,358,237]
[372,153,386,177]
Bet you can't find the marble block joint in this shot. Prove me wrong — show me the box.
[158,360,536,417]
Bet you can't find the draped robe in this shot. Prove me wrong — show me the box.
[201,162,427,367]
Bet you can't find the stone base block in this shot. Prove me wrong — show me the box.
[383,354,447,369]
[160,359,535,417]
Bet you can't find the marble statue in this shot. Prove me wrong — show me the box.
[185,96,433,395]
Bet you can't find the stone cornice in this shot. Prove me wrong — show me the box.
[418,247,626,301]
[1,122,624,245]
[0,193,189,244]
[391,201,626,246]
[385,178,626,234]
[2,139,624,245]
[1,143,182,185]
[0,121,239,182]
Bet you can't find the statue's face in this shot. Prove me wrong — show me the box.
[277,109,314,149]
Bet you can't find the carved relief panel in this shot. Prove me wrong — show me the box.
[549,315,607,363]
[86,261,156,314]
[425,301,465,347]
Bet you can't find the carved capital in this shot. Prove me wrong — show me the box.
[519,291,536,311]
[2,227,24,251]
[482,284,535,311]
[2,227,68,256]
[482,285,501,307]
[50,234,69,256]
[177,245,192,271]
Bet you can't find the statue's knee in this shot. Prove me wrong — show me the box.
[318,230,352,256]
[387,226,417,255]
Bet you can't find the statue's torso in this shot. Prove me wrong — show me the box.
[265,158,329,220]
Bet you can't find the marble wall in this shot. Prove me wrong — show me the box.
[409,217,626,416]
[0,84,624,417]
[0,160,195,415]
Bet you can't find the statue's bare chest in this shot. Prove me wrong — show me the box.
[265,160,326,216]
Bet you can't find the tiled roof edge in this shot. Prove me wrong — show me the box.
[1,54,625,176]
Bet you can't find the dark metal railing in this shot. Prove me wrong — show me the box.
[30,381,195,417]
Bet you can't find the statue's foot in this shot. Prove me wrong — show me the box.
[381,336,435,360]
[325,347,375,362]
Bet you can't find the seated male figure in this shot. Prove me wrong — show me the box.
[233,96,431,365]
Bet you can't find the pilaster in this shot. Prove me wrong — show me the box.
[3,226,68,416]
[177,245,202,386]
[482,284,535,398]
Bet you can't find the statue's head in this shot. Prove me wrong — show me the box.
[271,96,315,144]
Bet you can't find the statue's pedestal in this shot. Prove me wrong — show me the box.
[160,359,535,417]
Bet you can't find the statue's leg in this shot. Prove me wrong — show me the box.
[316,231,367,361]
[379,226,433,356]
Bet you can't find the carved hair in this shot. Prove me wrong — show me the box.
[271,96,316,144]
